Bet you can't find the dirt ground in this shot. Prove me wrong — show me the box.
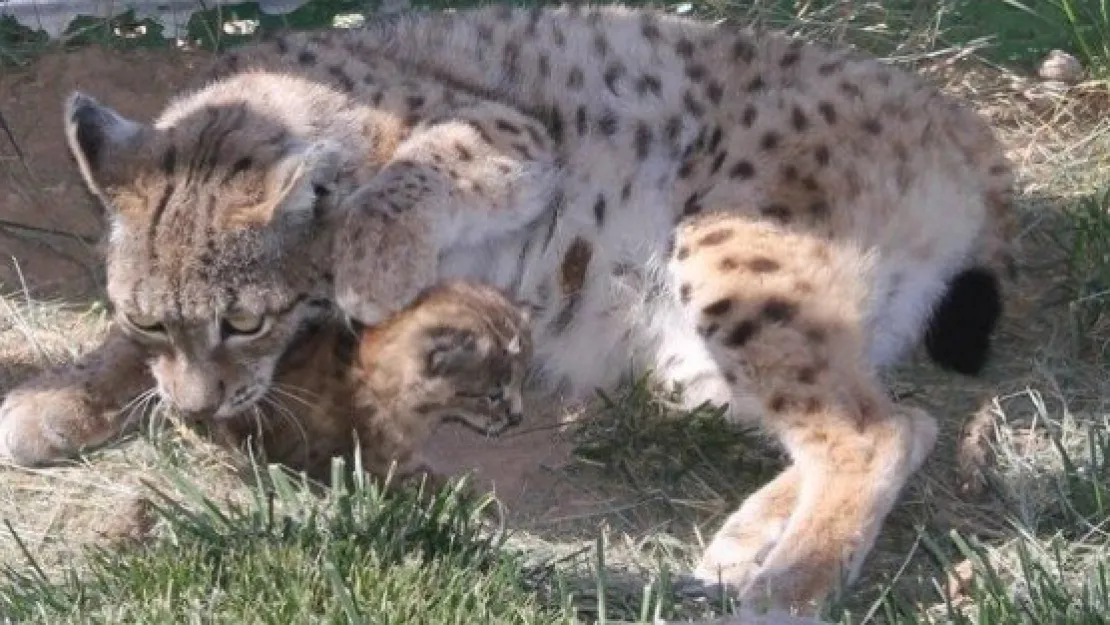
[0,41,1103,615]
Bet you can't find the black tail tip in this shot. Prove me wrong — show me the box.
[924,267,1003,376]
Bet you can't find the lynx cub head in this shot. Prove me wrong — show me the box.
[358,281,534,437]
[63,91,351,420]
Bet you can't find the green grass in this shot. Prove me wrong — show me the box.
[0,458,571,624]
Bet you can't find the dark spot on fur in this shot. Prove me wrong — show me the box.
[683,193,703,216]
[698,228,733,247]
[719,257,739,271]
[761,297,798,323]
[706,80,724,104]
[862,118,882,135]
[818,101,837,124]
[741,105,757,127]
[815,145,830,166]
[576,106,588,136]
[839,81,862,98]
[791,106,809,131]
[559,237,593,296]
[760,203,792,222]
[298,49,316,65]
[596,110,619,136]
[686,64,707,81]
[683,90,705,117]
[676,38,694,58]
[747,257,780,273]
[604,63,626,94]
[496,119,521,134]
[636,74,663,96]
[593,194,607,226]
[703,299,733,316]
[730,160,755,179]
[635,122,653,160]
[761,132,780,151]
[710,151,726,174]
[797,366,818,384]
[729,36,755,60]
[726,320,758,347]
[567,67,585,89]
[679,283,692,303]
[747,75,766,92]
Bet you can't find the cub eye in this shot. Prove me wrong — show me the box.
[222,312,267,337]
[487,388,505,402]
[124,311,165,334]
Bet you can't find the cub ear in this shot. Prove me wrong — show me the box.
[511,298,542,326]
[423,326,479,376]
[264,139,345,228]
[64,92,152,197]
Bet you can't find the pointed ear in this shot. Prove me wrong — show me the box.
[423,327,479,376]
[263,140,345,228]
[64,92,152,197]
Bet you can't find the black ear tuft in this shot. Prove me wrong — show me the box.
[70,95,109,171]
[924,267,1002,376]
[423,326,478,376]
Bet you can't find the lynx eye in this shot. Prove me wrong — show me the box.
[123,311,165,334]
[221,312,268,337]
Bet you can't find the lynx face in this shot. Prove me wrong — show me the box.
[357,281,534,438]
[63,92,352,422]
[415,323,530,436]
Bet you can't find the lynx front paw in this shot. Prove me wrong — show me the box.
[694,513,787,593]
[0,386,106,466]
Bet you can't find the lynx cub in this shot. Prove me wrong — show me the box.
[0,4,1014,610]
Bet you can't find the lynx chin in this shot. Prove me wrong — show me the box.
[0,4,1014,611]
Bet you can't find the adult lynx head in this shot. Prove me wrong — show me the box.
[64,90,352,420]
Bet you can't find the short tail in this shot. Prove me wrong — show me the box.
[923,266,1003,376]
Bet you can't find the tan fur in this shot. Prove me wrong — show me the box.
[0,5,1015,611]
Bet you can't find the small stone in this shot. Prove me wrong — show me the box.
[1037,49,1084,85]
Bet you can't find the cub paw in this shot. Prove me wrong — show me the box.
[0,386,99,466]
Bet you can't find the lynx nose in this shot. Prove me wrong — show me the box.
[165,371,225,421]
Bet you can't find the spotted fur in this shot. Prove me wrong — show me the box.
[0,4,1015,611]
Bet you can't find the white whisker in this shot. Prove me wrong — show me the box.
[261,393,310,453]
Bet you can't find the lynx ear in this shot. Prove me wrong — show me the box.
[64,92,152,198]
[512,298,541,326]
[261,139,345,228]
